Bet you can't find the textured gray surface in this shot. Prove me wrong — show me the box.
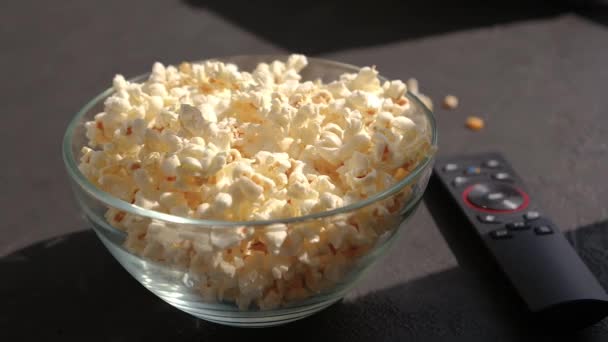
[1,0,608,340]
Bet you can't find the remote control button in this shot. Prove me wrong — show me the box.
[485,159,500,168]
[492,172,512,181]
[490,229,512,239]
[465,183,526,211]
[534,226,553,235]
[464,166,482,175]
[443,163,459,172]
[487,192,504,200]
[452,176,468,187]
[477,214,501,223]
[524,211,540,221]
[506,222,529,230]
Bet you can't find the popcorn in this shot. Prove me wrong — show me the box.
[392,116,416,131]
[113,74,128,91]
[348,66,381,92]
[346,91,382,113]
[78,55,432,311]
[157,110,180,132]
[210,227,248,249]
[160,154,180,176]
[314,192,344,212]
[382,80,407,99]
[104,96,132,118]
[442,95,459,110]
[214,192,233,210]
[232,177,264,200]
[159,192,187,210]
[466,116,484,131]
[406,78,419,94]
[286,54,308,72]
[264,229,288,251]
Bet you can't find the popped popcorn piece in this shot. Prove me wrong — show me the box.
[78,55,433,311]
[210,227,248,249]
[406,78,419,94]
[406,77,433,110]
[382,80,407,99]
[263,227,288,253]
[442,95,459,110]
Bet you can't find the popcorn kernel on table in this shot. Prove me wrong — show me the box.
[442,95,459,110]
[466,116,485,131]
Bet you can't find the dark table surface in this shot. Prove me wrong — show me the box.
[2,1,608,340]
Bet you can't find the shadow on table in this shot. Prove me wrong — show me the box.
[1,217,606,340]
[183,0,577,55]
[0,230,527,341]
[566,220,608,288]
[577,4,608,27]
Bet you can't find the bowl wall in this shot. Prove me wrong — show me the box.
[64,55,436,327]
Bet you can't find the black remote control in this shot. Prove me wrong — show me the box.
[430,152,608,327]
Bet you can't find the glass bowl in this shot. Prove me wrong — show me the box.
[62,55,437,327]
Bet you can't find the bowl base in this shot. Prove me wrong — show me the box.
[96,230,344,327]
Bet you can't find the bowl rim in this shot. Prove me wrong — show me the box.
[62,55,438,227]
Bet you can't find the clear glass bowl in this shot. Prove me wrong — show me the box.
[62,55,438,327]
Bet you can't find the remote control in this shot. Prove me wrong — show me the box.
[430,152,608,327]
